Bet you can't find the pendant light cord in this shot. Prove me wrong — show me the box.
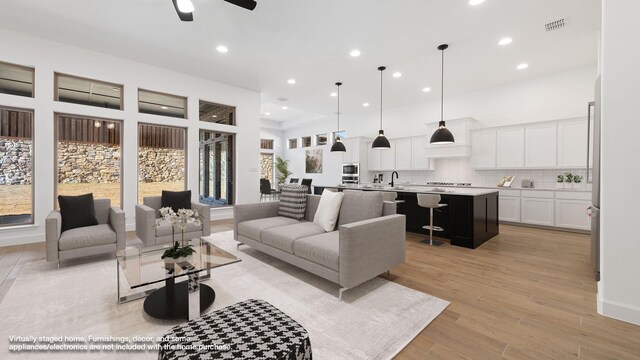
[441,47,445,123]
[337,84,340,131]
[380,68,384,129]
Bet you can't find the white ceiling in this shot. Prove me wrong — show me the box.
[0,0,601,123]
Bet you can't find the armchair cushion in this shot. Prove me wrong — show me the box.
[161,190,191,212]
[58,224,116,251]
[58,193,99,232]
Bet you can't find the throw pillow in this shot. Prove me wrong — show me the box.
[313,190,344,232]
[337,190,384,226]
[278,184,308,220]
[161,190,192,212]
[58,193,99,232]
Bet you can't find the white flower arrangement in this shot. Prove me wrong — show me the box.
[158,207,202,231]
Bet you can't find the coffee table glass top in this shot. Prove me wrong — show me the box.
[116,238,240,289]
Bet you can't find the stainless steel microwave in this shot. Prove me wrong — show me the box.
[342,163,360,176]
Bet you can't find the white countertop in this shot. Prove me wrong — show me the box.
[318,184,499,196]
[346,182,592,193]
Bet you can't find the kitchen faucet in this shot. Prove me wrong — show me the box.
[390,171,399,187]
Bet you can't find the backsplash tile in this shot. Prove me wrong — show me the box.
[369,158,590,190]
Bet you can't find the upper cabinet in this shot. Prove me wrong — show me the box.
[470,128,496,169]
[424,118,477,158]
[496,127,525,168]
[411,137,435,170]
[395,138,413,170]
[379,140,397,170]
[525,123,557,168]
[341,138,358,163]
[557,118,591,168]
[367,141,381,171]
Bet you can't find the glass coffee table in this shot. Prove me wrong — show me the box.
[116,238,240,321]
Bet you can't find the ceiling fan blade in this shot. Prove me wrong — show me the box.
[224,0,257,11]
[172,0,194,21]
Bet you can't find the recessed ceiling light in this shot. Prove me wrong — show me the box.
[287,79,296,85]
[282,106,288,110]
[469,0,485,5]
[112,87,119,91]
[422,87,431,93]
[330,92,337,97]
[161,106,168,109]
[265,112,271,116]
[212,115,218,118]
[392,72,402,78]
[498,37,513,46]
[350,49,361,57]
[216,45,228,53]
[517,63,529,70]
[362,103,370,107]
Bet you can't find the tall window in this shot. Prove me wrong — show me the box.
[55,114,122,207]
[138,124,186,203]
[260,153,274,184]
[0,107,33,226]
[199,130,234,207]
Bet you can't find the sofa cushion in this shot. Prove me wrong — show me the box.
[155,219,203,237]
[338,190,384,226]
[237,216,299,242]
[294,231,340,271]
[59,224,116,251]
[261,222,325,254]
[58,193,99,232]
[313,190,344,232]
[278,185,308,220]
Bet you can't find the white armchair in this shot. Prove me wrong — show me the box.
[45,199,125,266]
[135,196,211,246]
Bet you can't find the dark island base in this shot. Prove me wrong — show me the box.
[314,187,499,249]
[143,281,215,320]
[396,192,499,249]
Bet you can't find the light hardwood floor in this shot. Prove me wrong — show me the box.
[1,221,639,359]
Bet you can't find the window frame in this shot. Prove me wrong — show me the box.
[288,138,298,149]
[301,136,312,148]
[54,72,124,110]
[199,99,236,126]
[315,133,328,146]
[198,129,236,208]
[138,88,188,119]
[0,61,35,98]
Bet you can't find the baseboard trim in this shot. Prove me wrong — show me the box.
[599,297,640,326]
[0,232,44,246]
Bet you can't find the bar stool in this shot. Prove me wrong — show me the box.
[381,191,397,202]
[417,193,447,247]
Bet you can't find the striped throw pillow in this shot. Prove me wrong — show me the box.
[278,185,308,220]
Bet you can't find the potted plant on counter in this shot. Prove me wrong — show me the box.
[557,174,565,189]
[564,172,574,189]
[573,175,583,189]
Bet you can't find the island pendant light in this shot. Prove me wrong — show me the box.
[430,44,455,145]
[330,82,346,152]
[371,66,391,149]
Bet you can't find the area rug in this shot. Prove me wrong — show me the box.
[0,231,448,359]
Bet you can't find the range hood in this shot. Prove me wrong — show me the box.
[424,118,478,158]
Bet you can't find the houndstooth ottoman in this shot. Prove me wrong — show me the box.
[158,299,312,360]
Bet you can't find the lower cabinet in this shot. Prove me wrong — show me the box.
[555,199,591,231]
[521,196,555,226]
[499,196,520,222]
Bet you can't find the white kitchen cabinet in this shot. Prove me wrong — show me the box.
[555,199,591,230]
[341,138,355,163]
[411,137,435,170]
[471,128,497,169]
[367,141,381,171]
[499,196,521,222]
[521,191,555,226]
[496,127,525,168]
[525,123,557,168]
[395,138,412,170]
[379,140,396,170]
[557,118,591,168]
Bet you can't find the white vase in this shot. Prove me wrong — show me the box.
[557,183,564,189]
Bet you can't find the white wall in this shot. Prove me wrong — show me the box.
[0,28,261,246]
[599,0,640,325]
[283,65,597,186]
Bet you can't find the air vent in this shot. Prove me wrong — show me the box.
[545,18,566,32]
[277,97,289,102]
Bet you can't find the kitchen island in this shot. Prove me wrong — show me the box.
[313,185,499,249]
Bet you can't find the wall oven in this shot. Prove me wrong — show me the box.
[342,163,360,184]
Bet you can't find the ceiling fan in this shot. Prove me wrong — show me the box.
[172,0,257,21]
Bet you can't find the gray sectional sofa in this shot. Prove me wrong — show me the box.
[233,190,406,296]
